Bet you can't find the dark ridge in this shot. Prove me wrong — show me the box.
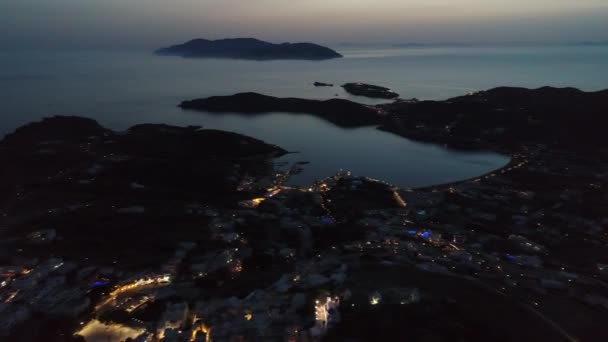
[0,115,286,193]
[379,86,608,150]
[119,124,286,159]
[447,86,599,107]
[155,38,342,60]
[179,92,381,127]
[1,116,109,146]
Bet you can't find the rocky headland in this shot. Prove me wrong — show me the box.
[342,82,400,99]
[180,92,380,127]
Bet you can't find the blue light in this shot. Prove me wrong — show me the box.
[90,281,110,288]
[320,217,334,224]
[421,231,432,239]
[407,230,417,235]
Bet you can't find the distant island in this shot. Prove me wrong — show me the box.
[155,38,343,60]
[342,82,400,99]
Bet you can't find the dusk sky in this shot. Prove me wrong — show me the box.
[2,0,608,48]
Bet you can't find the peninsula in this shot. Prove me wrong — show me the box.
[155,38,343,60]
[181,86,608,150]
[179,92,379,127]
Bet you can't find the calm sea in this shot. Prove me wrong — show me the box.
[1,45,606,187]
